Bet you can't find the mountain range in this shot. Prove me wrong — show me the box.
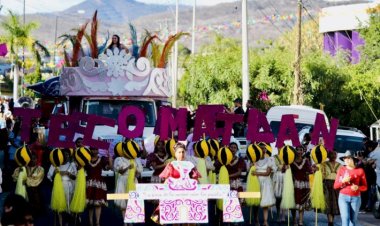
[1,0,371,50]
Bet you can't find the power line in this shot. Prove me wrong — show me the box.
[251,0,292,42]
[267,0,295,30]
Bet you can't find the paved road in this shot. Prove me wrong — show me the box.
[1,178,379,226]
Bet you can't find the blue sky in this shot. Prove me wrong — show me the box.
[0,0,238,15]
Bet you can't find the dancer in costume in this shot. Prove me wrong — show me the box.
[25,153,45,216]
[334,150,367,226]
[12,153,45,216]
[146,140,168,183]
[151,142,201,224]
[113,155,143,218]
[290,146,315,226]
[321,150,341,226]
[215,142,246,191]
[273,151,286,223]
[48,149,77,226]
[85,147,113,226]
[252,143,277,226]
[159,142,201,181]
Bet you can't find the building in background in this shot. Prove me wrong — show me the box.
[319,1,379,63]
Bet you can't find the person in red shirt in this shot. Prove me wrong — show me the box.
[334,150,367,226]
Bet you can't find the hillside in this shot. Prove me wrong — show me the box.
[1,0,370,50]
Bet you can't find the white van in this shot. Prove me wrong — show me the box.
[266,105,329,138]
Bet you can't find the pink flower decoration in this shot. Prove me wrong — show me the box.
[258,91,270,102]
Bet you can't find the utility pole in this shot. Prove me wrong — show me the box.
[242,0,250,111]
[191,0,196,54]
[21,0,26,96]
[292,0,303,105]
[172,0,179,107]
[53,16,58,75]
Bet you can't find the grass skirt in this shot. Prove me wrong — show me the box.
[245,166,261,206]
[70,168,86,213]
[280,168,295,209]
[51,172,67,213]
[217,165,229,210]
[197,158,208,184]
[311,169,325,210]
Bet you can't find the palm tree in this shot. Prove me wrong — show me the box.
[0,10,50,98]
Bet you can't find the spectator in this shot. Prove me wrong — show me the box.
[0,99,4,118]
[369,141,380,187]
[1,193,34,226]
[232,98,244,137]
[334,150,367,226]
[8,98,14,114]
[243,99,253,123]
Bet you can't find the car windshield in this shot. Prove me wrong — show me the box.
[83,100,156,127]
[270,121,312,138]
[334,135,364,153]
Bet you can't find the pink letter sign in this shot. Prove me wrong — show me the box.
[70,112,90,137]
[83,115,115,149]
[276,114,301,148]
[193,105,225,141]
[48,115,75,148]
[155,107,187,141]
[216,113,243,145]
[311,113,339,151]
[246,109,275,144]
[13,108,41,143]
[118,106,145,139]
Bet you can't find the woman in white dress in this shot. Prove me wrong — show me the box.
[252,145,277,226]
[273,153,286,222]
[47,149,77,226]
[113,156,143,218]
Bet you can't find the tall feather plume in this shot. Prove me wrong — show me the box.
[71,22,89,66]
[63,47,71,67]
[151,41,161,67]
[128,23,139,59]
[90,10,98,58]
[98,31,110,54]
[139,32,159,57]
[158,32,189,68]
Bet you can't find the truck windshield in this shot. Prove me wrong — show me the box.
[83,100,156,127]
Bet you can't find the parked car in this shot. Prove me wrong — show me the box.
[299,126,366,164]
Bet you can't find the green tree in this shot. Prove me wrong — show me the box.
[0,10,50,97]
[359,5,380,62]
[179,35,242,107]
